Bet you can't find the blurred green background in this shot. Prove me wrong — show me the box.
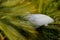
[0,0,60,40]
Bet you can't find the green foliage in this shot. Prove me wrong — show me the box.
[0,0,60,40]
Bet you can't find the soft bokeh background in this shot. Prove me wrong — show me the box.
[0,0,60,40]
